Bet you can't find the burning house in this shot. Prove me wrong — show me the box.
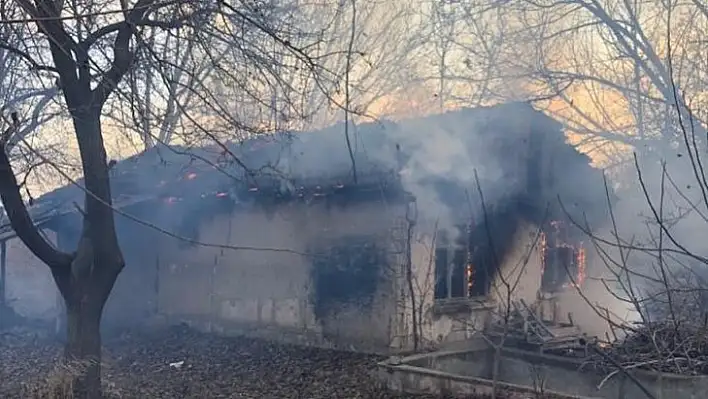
[0,103,608,352]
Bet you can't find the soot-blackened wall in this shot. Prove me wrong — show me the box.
[155,196,403,352]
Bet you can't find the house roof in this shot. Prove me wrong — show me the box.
[0,102,602,240]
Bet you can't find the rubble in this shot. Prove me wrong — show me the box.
[589,321,708,376]
[1,325,451,398]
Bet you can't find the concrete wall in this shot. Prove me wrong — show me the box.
[394,346,708,399]
[3,231,61,323]
[394,221,547,350]
[156,199,407,352]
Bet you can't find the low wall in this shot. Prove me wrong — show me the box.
[378,341,708,398]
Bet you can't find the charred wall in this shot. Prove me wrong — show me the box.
[308,235,393,344]
[155,193,404,352]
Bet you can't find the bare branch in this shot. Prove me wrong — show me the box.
[0,115,72,270]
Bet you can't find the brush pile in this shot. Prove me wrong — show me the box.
[591,321,708,376]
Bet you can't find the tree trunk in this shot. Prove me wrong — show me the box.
[64,297,103,399]
[53,106,124,399]
[53,232,121,399]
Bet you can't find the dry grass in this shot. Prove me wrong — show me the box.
[19,358,124,399]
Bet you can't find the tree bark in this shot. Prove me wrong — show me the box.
[64,292,103,399]
[56,108,124,399]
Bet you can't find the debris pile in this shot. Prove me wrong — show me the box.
[591,321,708,376]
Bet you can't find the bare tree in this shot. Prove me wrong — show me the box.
[109,24,212,149]
[501,2,708,386]
[494,0,708,167]
[0,1,327,396]
[275,0,428,128]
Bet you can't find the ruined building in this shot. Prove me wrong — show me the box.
[0,102,608,352]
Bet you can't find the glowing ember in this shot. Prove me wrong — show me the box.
[186,173,197,180]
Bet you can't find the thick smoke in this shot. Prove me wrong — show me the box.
[594,152,708,323]
[252,104,553,235]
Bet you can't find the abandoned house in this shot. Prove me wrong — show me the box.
[0,102,609,352]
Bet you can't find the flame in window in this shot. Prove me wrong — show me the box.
[540,221,586,291]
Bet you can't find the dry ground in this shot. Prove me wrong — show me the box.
[0,324,448,399]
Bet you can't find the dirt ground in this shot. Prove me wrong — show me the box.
[0,324,448,399]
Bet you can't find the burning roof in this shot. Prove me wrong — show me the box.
[0,102,610,238]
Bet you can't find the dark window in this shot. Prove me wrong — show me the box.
[450,249,466,297]
[434,225,492,300]
[540,221,585,292]
[468,260,490,297]
[434,248,449,299]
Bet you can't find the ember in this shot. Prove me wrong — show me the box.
[186,172,197,180]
